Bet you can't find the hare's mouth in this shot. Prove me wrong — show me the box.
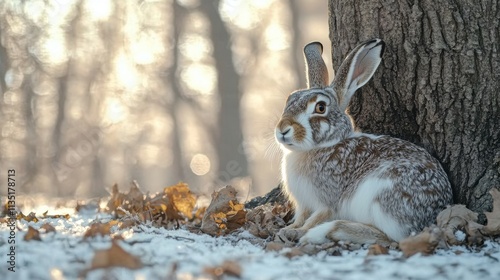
[277,137,295,148]
[276,132,293,145]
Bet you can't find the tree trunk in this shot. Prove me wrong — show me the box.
[328,0,500,218]
[200,0,249,182]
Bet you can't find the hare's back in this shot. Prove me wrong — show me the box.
[331,134,452,238]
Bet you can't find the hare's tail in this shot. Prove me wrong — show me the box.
[299,220,393,246]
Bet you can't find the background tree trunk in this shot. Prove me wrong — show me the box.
[328,0,500,218]
[200,0,249,183]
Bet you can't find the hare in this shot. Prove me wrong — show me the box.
[275,39,453,245]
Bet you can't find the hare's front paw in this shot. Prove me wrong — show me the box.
[275,228,307,243]
[299,221,335,244]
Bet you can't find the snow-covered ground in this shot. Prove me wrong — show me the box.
[1,206,500,280]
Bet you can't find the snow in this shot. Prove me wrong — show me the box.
[455,230,466,242]
[1,207,500,280]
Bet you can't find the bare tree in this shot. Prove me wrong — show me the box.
[288,0,306,89]
[0,32,8,93]
[200,0,249,182]
[167,0,188,182]
[328,0,500,217]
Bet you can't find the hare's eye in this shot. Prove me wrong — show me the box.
[314,101,327,114]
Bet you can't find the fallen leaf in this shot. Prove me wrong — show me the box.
[367,244,389,256]
[265,242,286,252]
[17,212,38,222]
[2,202,9,216]
[204,260,241,278]
[274,228,307,244]
[484,188,500,236]
[399,226,443,257]
[119,218,139,229]
[466,221,485,245]
[246,203,292,239]
[128,181,145,201]
[24,226,41,241]
[194,206,206,220]
[436,204,480,245]
[200,185,246,236]
[106,183,126,213]
[90,241,142,270]
[40,223,56,233]
[76,200,100,213]
[284,247,306,258]
[105,181,197,229]
[164,182,196,219]
[84,222,113,239]
[42,211,70,219]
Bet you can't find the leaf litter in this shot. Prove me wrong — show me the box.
[1,182,500,279]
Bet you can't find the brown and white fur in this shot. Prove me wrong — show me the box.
[275,39,453,245]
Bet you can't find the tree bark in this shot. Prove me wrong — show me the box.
[328,0,500,217]
[200,0,249,182]
[167,0,188,182]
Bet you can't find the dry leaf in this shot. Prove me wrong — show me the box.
[106,184,126,213]
[17,212,38,222]
[367,244,389,256]
[76,200,100,213]
[42,211,70,220]
[201,185,246,236]
[399,226,443,257]
[266,241,322,257]
[127,181,145,203]
[40,223,56,233]
[84,222,113,239]
[284,247,306,258]
[119,218,139,229]
[204,260,241,278]
[90,241,142,270]
[466,221,485,244]
[105,181,196,229]
[24,226,41,241]
[483,188,500,236]
[164,182,196,219]
[436,204,481,245]
[274,228,307,244]
[246,203,292,239]
[265,242,286,252]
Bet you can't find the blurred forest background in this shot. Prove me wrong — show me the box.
[0,0,331,199]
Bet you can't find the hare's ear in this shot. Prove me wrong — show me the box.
[304,42,329,89]
[333,39,385,110]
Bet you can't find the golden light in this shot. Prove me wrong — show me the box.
[114,51,139,90]
[264,24,290,51]
[180,63,216,95]
[103,97,128,124]
[219,0,262,30]
[36,31,68,66]
[179,34,212,62]
[190,154,211,176]
[131,31,165,65]
[84,0,113,21]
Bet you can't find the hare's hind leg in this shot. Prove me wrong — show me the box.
[299,220,393,246]
[299,208,333,230]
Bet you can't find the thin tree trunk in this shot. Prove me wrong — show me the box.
[328,0,500,218]
[200,0,249,182]
[289,0,305,89]
[0,35,8,93]
[168,0,187,182]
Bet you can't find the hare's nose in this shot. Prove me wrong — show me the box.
[281,128,291,136]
